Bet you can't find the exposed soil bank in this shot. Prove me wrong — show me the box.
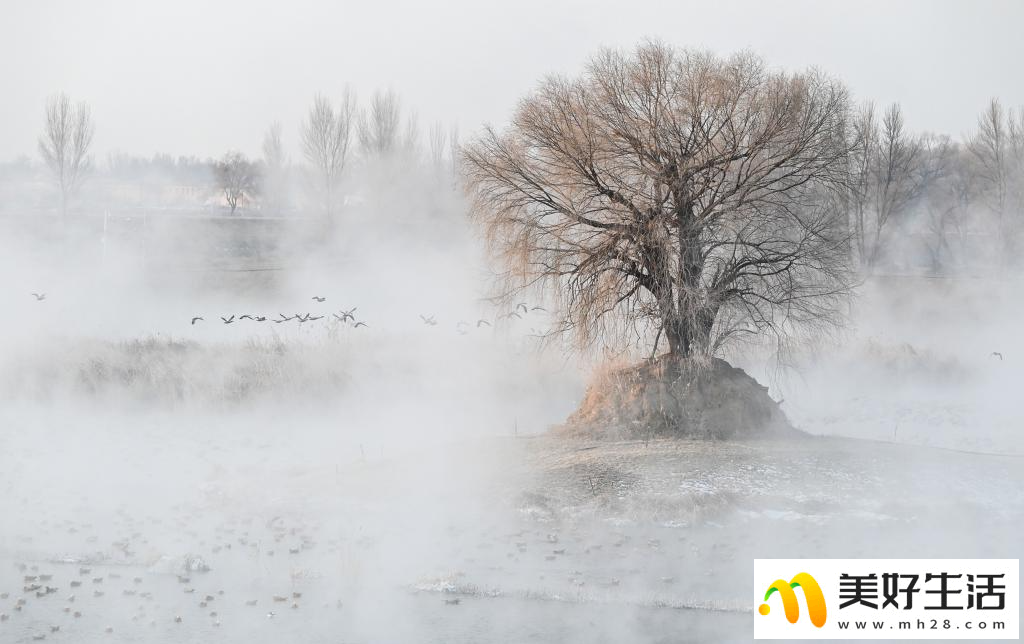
[557,356,799,440]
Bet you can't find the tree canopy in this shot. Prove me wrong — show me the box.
[464,42,856,361]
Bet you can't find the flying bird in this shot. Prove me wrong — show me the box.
[353,322,367,328]
[255,316,267,322]
[191,317,203,325]
[504,311,521,320]
[220,316,235,324]
[531,305,546,312]
[476,319,491,328]
[991,351,1004,361]
[516,303,528,313]
[239,315,253,321]
[31,293,46,301]
[420,314,437,326]
[312,296,326,303]
[338,307,357,322]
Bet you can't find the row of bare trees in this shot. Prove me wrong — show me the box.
[30,89,459,218]
[32,78,1024,271]
[847,98,1024,273]
[297,88,458,221]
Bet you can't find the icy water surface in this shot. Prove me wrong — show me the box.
[2,406,1022,643]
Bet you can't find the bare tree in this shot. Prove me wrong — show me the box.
[447,124,460,183]
[870,104,925,262]
[427,121,461,184]
[358,89,402,157]
[301,90,356,220]
[428,121,446,171]
[262,122,288,214]
[922,142,972,273]
[38,93,94,218]
[401,112,420,157]
[869,103,938,267]
[969,98,1009,222]
[968,98,1024,261]
[215,151,260,215]
[847,103,943,269]
[464,44,855,364]
[848,102,879,266]
[263,122,286,170]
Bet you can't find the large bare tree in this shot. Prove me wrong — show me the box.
[464,43,855,363]
[301,90,356,221]
[38,93,94,218]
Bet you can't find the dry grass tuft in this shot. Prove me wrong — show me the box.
[0,336,350,408]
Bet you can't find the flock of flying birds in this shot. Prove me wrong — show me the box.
[189,299,367,328]
[26,293,548,334]
[187,297,546,332]
[22,293,1009,357]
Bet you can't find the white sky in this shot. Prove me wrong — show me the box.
[2,0,1022,161]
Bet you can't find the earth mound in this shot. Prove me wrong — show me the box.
[556,356,800,440]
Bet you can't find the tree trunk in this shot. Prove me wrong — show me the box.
[662,315,685,356]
